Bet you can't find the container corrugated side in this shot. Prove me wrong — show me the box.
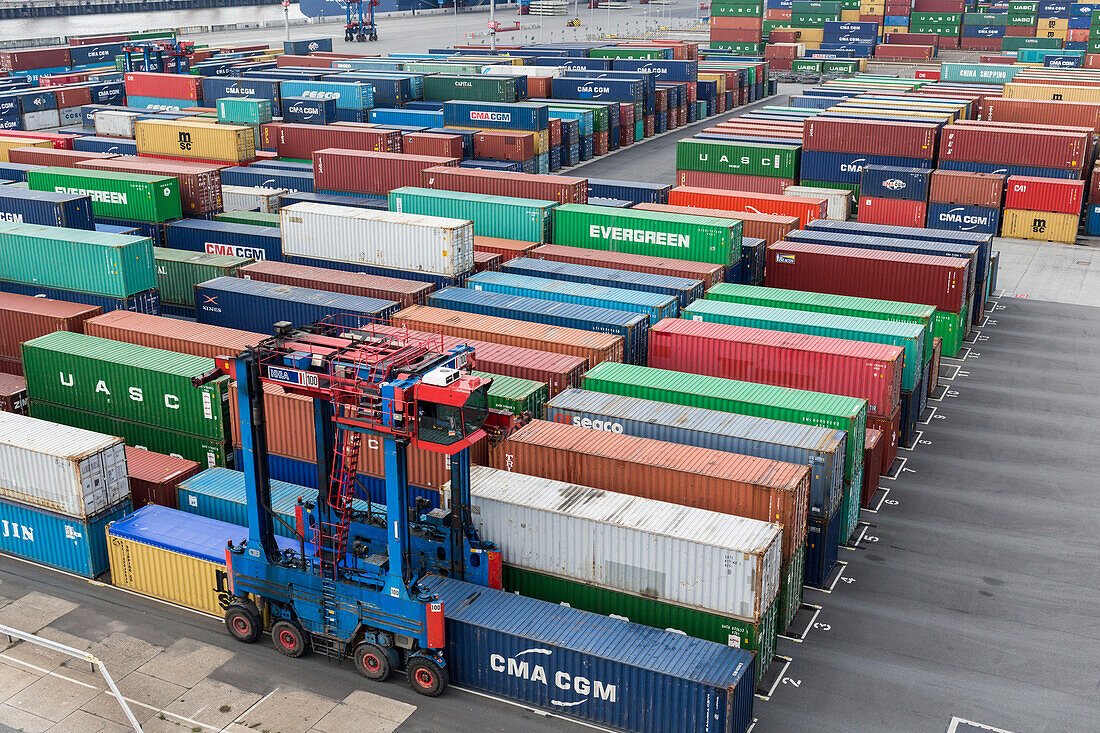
[0,292,101,368]
[388,187,555,244]
[471,371,547,417]
[531,243,725,289]
[0,411,128,518]
[26,166,181,222]
[545,388,845,517]
[125,445,201,508]
[501,256,703,310]
[238,260,432,310]
[1,496,129,577]
[153,247,251,308]
[83,310,262,361]
[134,119,255,163]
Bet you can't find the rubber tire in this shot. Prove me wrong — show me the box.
[271,621,307,658]
[354,642,392,682]
[225,605,261,644]
[407,657,448,697]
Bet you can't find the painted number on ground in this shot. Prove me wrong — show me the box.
[863,535,879,543]
[781,677,801,687]
[813,622,831,631]
[884,499,899,505]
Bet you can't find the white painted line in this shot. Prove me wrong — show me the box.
[899,430,923,451]
[869,486,891,513]
[841,526,867,550]
[454,686,619,732]
[919,405,937,424]
[824,560,848,592]
[939,364,961,382]
[756,656,791,701]
[778,606,820,643]
[225,686,280,731]
[746,718,758,733]
[946,716,1018,733]
[881,456,907,480]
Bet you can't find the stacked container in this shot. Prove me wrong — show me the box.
[927,169,1005,236]
[675,138,801,195]
[859,165,933,227]
[712,1,766,55]
[1001,175,1085,243]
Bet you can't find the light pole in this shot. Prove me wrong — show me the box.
[283,0,290,41]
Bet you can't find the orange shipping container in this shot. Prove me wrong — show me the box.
[633,203,799,245]
[83,311,263,360]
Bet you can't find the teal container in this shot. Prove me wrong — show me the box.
[388,186,556,243]
[0,496,130,578]
[176,467,330,538]
[216,97,273,125]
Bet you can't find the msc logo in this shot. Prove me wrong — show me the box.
[1031,218,1047,234]
[489,649,617,707]
[178,131,192,151]
[882,178,906,191]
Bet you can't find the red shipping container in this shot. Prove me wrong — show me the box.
[980,97,1100,133]
[960,38,1002,51]
[549,118,562,147]
[83,310,263,361]
[264,122,402,159]
[474,251,503,273]
[648,319,904,415]
[887,33,939,45]
[54,86,92,108]
[875,45,935,60]
[38,73,83,87]
[929,169,1005,207]
[315,150,459,196]
[913,0,964,9]
[867,407,899,474]
[0,374,27,415]
[620,106,635,144]
[0,130,78,150]
[7,147,117,167]
[939,124,1089,170]
[766,59,792,72]
[858,14,885,21]
[712,16,763,29]
[1086,54,1100,70]
[239,261,432,309]
[1004,176,1084,215]
[530,243,725,289]
[77,156,225,215]
[861,429,883,508]
[803,118,937,159]
[402,132,464,159]
[0,293,100,371]
[0,47,70,72]
[1068,28,1090,42]
[1091,165,1100,204]
[710,29,763,43]
[124,72,201,102]
[668,186,827,228]
[124,446,201,508]
[276,55,335,68]
[473,131,536,162]
[858,197,928,228]
[915,69,942,81]
[766,241,970,313]
[474,236,540,262]
[644,115,655,137]
[419,166,587,205]
[528,77,552,98]
[594,130,610,156]
[676,170,795,196]
[764,44,799,60]
[1004,26,1036,37]
[634,202,799,245]
[69,34,128,46]
[938,36,960,50]
[768,29,798,42]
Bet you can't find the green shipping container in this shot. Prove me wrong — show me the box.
[589,48,667,59]
[1001,35,1062,49]
[1007,13,1037,25]
[153,247,253,308]
[0,221,156,298]
[792,0,839,10]
[1009,0,1037,10]
[709,42,762,54]
[675,139,801,179]
[503,565,779,687]
[423,75,517,103]
[216,97,273,126]
[822,60,860,74]
[964,12,1007,24]
[681,298,925,392]
[711,2,765,16]
[472,370,548,418]
[704,283,935,364]
[28,400,231,470]
[213,211,281,227]
[909,24,961,34]
[388,187,555,243]
[910,11,962,22]
[790,12,839,25]
[21,331,231,441]
[582,361,867,483]
[552,204,742,267]
[932,307,967,357]
[776,544,806,636]
[27,167,182,223]
[792,59,824,74]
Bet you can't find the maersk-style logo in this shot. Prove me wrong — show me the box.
[489,649,618,707]
[471,111,511,122]
[882,178,906,191]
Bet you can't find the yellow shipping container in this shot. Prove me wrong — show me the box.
[860,4,884,14]
[1037,17,1068,30]
[698,72,728,95]
[793,27,825,42]
[884,25,909,34]
[1003,82,1100,103]
[802,41,823,50]
[841,9,861,20]
[134,119,256,163]
[1000,209,1079,244]
[1039,28,1068,38]
[0,137,51,163]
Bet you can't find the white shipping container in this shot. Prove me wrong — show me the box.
[23,110,61,131]
[221,184,286,214]
[59,107,82,127]
[280,202,475,277]
[0,412,129,520]
[782,185,852,220]
[449,465,783,622]
[94,110,141,139]
[483,65,564,78]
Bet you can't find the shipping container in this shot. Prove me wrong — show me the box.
[860,165,932,202]
[419,165,586,205]
[531,243,725,288]
[781,185,852,221]
[281,202,474,280]
[502,256,702,309]
[0,187,93,229]
[1000,208,1079,243]
[266,123,401,159]
[394,304,624,367]
[939,124,1089,170]
[76,156,224,215]
[403,133,464,159]
[83,310,262,361]
[473,236,539,262]
[632,203,800,246]
[165,219,283,262]
[313,149,457,197]
[586,178,671,204]
[546,388,845,517]
[7,147,115,168]
[125,445,201,508]
[926,203,1002,236]
[425,75,517,102]
[27,166,181,222]
[803,117,938,158]
[0,374,27,414]
[388,187,555,243]
[803,507,841,589]
[472,371,547,416]
[134,119,256,163]
[125,72,201,102]
[929,169,1005,207]
[21,331,230,441]
[1004,175,1084,215]
[239,260,431,309]
[667,187,827,228]
[857,197,928,228]
[0,411,128,519]
[221,185,283,215]
[154,247,251,309]
[676,138,801,179]
[428,287,649,366]
[0,495,129,577]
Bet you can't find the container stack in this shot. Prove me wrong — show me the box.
[675,137,802,194]
[927,169,1006,235]
[1001,175,1085,243]
[712,0,767,56]
[858,164,932,226]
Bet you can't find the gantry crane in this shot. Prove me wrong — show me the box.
[197,316,503,696]
[122,40,195,74]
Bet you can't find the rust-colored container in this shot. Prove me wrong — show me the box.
[239,260,432,309]
[548,118,561,147]
[979,97,1100,133]
[473,131,536,162]
[474,251,502,273]
[419,166,587,205]
[857,197,927,228]
[124,446,201,509]
[473,236,540,262]
[939,124,1090,170]
[264,123,402,159]
[529,77,552,98]
[7,147,116,167]
[675,170,795,196]
[861,429,882,508]
[0,373,27,414]
[649,318,902,415]
[938,36,960,50]
[711,16,763,29]
[668,186,827,228]
[69,34,128,45]
[928,337,942,397]
[0,292,100,371]
[929,170,1004,208]
[0,47,70,72]
[886,33,938,45]
[1004,176,1084,215]
[55,87,92,109]
[402,133,464,159]
[875,45,935,60]
[490,420,811,562]
[393,305,623,366]
[276,54,335,68]
[710,28,763,43]
[529,243,725,289]
[76,156,225,215]
[768,29,798,42]
[867,407,899,474]
[83,310,263,360]
[766,241,970,314]
[633,203,799,245]
[803,118,938,159]
[314,149,459,196]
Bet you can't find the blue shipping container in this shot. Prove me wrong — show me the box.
[369,108,443,127]
[937,159,1081,180]
[284,38,333,54]
[282,96,337,125]
[250,160,313,173]
[442,101,548,132]
[325,74,410,106]
[421,574,756,733]
[428,286,648,365]
[740,236,767,287]
[165,219,284,261]
[220,167,314,193]
[0,189,94,229]
[0,280,159,314]
[70,42,125,67]
[610,59,698,83]
[194,276,398,332]
[800,150,931,185]
[926,203,1001,236]
[72,136,138,155]
[88,82,126,105]
[859,165,932,202]
[279,191,388,210]
[286,253,467,289]
[279,80,374,111]
[502,256,702,309]
[586,178,670,204]
[804,506,842,588]
[0,496,130,577]
[94,217,170,247]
